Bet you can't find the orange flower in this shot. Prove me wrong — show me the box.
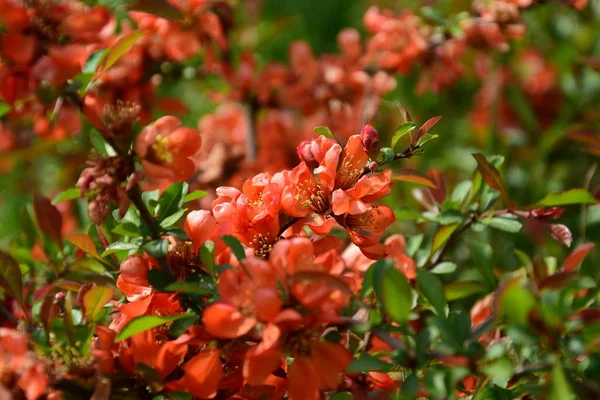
[244,323,351,400]
[135,116,202,182]
[336,205,396,259]
[202,257,281,339]
[168,349,224,399]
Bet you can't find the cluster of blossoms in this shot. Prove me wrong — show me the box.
[72,126,419,399]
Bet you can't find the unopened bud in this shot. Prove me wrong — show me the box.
[297,140,320,169]
[120,255,150,286]
[360,124,380,157]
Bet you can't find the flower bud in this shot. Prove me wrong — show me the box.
[120,255,150,286]
[297,140,320,169]
[360,124,380,157]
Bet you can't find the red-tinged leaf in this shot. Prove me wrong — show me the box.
[550,224,572,247]
[413,116,441,144]
[55,280,82,292]
[472,153,510,206]
[563,243,596,272]
[568,309,600,323]
[0,250,24,308]
[66,233,112,266]
[538,271,577,290]
[290,271,353,296]
[431,224,459,255]
[427,168,446,203]
[566,130,600,146]
[39,293,58,332]
[392,169,437,188]
[83,286,114,322]
[103,31,146,71]
[33,194,63,248]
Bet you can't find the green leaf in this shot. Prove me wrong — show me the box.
[200,241,216,278]
[374,259,412,324]
[82,286,113,322]
[431,224,459,255]
[533,189,597,207]
[481,357,514,386]
[147,269,175,291]
[101,242,139,256]
[417,269,446,315]
[112,222,139,236]
[313,126,338,142]
[52,188,80,205]
[82,49,108,74]
[430,261,457,274]
[222,235,246,261]
[391,122,416,150]
[485,216,522,233]
[90,129,116,156]
[156,183,188,222]
[444,281,486,301]
[329,393,353,400]
[380,147,395,163]
[0,250,25,308]
[346,353,394,373]
[440,210,466,225]
[0,102,10,118]
[514,249,533,274]
[472,153,510,206]
[160,208,186,228]
[143,239,168,258]
[549,362,575,400]
[164,281,215,295]
[104,31,145,71]
[115,314,194,342]
[184,190,207,202]
[499,280,537,325]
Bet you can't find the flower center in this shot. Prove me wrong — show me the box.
[286,331,318,357]
[298,180,330,214]
[149,135,173,164]
[335,154,363,190]
[251,233,277,259]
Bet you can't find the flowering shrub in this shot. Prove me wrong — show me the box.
[1,0,600,399]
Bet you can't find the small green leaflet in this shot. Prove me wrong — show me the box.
[115,314,195,342]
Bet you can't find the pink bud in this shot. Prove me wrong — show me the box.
[297,140,320,169]
[360,124,380,157]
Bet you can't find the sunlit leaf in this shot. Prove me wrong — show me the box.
[498,279,536,325]
[391,122,416,150]
[392,169,437,188]
[550,224,572,248]
[103,31,146,71]
[313,126,339,142]
[115,314,194,342]
[83,286,113,322]
[532,189,597,207]
[66,234,111,267]
[184,190,207,202]
[52,188,80,205]
[431,224,459,255]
